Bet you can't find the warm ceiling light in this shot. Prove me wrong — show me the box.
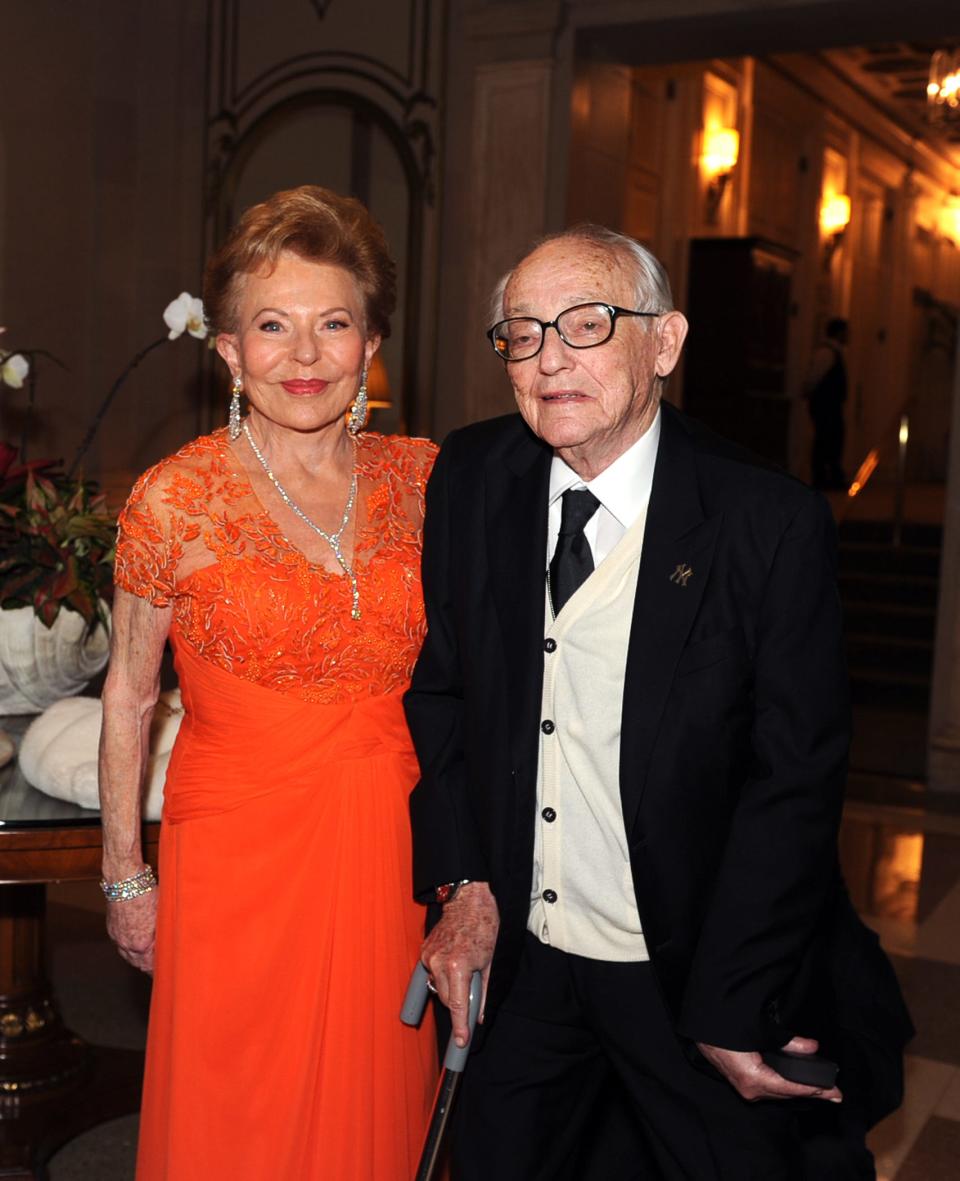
[928,48,960,124]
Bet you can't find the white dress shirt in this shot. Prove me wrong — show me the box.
[528,411,661,961]
[546,411,662,568]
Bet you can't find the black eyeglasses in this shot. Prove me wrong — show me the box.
[487,302,661,361]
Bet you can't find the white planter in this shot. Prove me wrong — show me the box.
[0,604,111,715]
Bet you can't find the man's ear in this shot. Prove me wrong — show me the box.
[654,311,689,378]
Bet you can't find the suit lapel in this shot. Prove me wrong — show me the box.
[620,406,722,832]
[486,427,552,776]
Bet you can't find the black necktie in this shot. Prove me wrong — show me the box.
[549,489,600,615]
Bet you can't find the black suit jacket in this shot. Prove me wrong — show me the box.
[406,403,910,1116]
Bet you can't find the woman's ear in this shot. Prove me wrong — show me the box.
[363,335,382,371]
[216,333,240,378]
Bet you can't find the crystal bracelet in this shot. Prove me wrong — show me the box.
[100,865,158,902]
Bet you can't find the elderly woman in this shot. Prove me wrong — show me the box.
[99,186,437,1180]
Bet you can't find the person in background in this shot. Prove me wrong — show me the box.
[805,316,849,490]
[99,185,437,1180]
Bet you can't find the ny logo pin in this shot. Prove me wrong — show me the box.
[669,563,693,587]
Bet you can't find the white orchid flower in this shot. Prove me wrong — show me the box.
[0,352,29,389]
[163,292,208,341]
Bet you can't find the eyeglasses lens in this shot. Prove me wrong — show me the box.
[557,304,613,347]
[493,320,540,360]
[492,304,615,360]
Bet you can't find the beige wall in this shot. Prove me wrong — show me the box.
[0,0,441,497]
[0,2,207,493]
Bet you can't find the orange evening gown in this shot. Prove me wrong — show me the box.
[114,428,438,1181]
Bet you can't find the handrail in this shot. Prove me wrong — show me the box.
[841,395,917,545]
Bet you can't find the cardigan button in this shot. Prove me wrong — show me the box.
[541,719,555,735]
[542,889,558,904]
[541,807,557,822]
[543,638,557,653]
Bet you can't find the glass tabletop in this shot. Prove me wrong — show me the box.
[0,716,103,829]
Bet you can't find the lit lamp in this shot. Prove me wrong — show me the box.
[927,48,960,126]
[820,193,851,270]
[701,126,740,225]
[347,353,392,430]
[366,352,392,411]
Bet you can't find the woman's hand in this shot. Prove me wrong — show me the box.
[106,890,158,974]
[421,881,499,1048]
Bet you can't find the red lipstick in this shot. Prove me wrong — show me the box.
[281,379,328,396]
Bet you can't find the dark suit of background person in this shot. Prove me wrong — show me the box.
[805,317,849,490]
[405,228,911,1181]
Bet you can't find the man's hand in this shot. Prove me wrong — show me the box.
[106,890,158,974]
[696,1036,843,1103]
[421,881,499,1047]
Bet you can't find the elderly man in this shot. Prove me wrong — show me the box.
[405,226,908,1179]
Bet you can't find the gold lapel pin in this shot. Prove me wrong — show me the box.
[669,563,693,587]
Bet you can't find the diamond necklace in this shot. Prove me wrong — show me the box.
[242,422,361,619]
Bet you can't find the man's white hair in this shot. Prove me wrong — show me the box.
[488,224,675,328]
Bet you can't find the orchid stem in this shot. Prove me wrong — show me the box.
[69,336,167,478]
[13,350,66,465]
[19,368,37,465]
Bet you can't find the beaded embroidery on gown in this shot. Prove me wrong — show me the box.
[115,428,438,1181]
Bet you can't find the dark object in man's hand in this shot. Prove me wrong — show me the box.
[762,1050,839,1088]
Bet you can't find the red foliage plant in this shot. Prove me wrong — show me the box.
[0,441,115,631]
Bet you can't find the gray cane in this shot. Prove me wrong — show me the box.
[401,963,483,1180]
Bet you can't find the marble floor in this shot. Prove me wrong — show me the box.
[841,790,960,1180]
[37,765,960,1180]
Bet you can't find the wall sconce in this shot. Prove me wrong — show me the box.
[701,127,740,225]
[820,193,851,270]
[941,198,960,243]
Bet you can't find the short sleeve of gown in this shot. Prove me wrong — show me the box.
[114,459,201,607]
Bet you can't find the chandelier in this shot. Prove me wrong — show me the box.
[928,48,960,125]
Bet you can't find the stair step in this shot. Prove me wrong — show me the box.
[839,573,939,608]
[843,603,936,641]
[838,516,941,714]
[846,637,933,678]
[837,545,942,578]
[838,520,943,548]
[849,672,931,712]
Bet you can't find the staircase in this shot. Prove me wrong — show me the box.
[838,519,942,713]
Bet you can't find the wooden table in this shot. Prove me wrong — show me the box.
[0,717,158,1179]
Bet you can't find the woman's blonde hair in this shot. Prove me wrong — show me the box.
[203,185,396,338]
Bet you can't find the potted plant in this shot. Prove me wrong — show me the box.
[0,298,207,714]
[0,442,115,713]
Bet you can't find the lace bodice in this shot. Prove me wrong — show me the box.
[115,428,437,704]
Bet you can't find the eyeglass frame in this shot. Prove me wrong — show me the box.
[486,302,662,362]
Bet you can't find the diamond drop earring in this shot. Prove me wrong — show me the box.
[347,369,368,436]
[228,375,242,440]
